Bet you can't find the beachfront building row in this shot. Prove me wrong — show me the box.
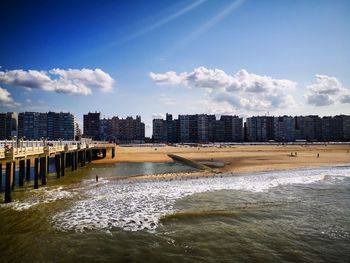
[0,111,76,140]
[242,115,350,142]
[83,112,145,143]
[153,114,243,143]
[0,112,18,139]
[154,114,350,143]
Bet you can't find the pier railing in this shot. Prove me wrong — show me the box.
[0,140,115,161]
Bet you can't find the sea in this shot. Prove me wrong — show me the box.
[0,163,349,263]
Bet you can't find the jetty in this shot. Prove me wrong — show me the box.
[167,153,212,170]
[0,139,115,203]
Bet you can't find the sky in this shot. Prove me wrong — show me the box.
[0,0,349,136]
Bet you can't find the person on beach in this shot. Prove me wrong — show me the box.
[96,175,99,182]
[317,153,320,158]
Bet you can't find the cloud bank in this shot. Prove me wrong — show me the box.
[150,67,297,112]
[305,74,350,106]
[0,68,114,96]
[0,87,19,107]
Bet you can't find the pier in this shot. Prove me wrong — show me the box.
[0,140,116,203]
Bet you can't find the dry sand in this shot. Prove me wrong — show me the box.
[92,144,350,178]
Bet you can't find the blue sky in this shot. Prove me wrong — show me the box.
[0,0,349,136]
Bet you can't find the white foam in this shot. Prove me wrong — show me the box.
[1,186,76,211]
[52,166,350,233]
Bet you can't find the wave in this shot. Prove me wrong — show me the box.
[0,187,76,211]
[50,166,350,233]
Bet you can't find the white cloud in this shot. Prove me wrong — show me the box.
[306,74,350,106]
[149,71,187,86]
[0,87,20,107]
[0,68,114,96]
[150,67,297,112]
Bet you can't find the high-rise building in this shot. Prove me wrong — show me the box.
[274,116,295,142]
[341,115,350,141]
[18,112,47,139]
[0,112,17,139]
[47,112,75,140]
[220,115,243,142]
[189,115,198,142]
[246,116,274,142]
[17,111,75,140]
[83,112,101,140]
[152,118,166,142]
[0,113,6,139]
[108,115,145,143]
[166,113,178,143]
[209,120,225,142]
[152,113,349,143]
[100,118,112,141]
[295,115,322,141]
[246,117,258,142]
[197,114,209,142]
[152,114,243,143]
[179,115,190,143]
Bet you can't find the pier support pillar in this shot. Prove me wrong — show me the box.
[0,163,2,193]
[55,155,61,178]
[26,159,31,181]
[12,162,16,190]
[71,152,75,171]
[75,151,78,170]
[79,151,83,167]
[40,157,47,185]
[80,150,86,167]
[86,150,90,163]
[19,159,25,187]
[61,153,65,177]
[83,150,86,166]
[34,158,39,189]
[5,162,13,203]
[66,153,70,167]
[46,157,49,176]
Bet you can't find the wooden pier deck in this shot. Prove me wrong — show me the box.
[0,140,116,203]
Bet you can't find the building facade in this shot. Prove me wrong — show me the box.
[47,112,75,140]
[246,116,274,142]
[83,112,101,140]
[152,114,243,143]
[0,112,18,139]
[274,116,295,142]
[17,111,75,140]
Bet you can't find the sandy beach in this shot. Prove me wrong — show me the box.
[92,144,350,177]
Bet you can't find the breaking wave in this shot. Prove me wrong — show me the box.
[1,187,76,211]
[52,166,350,232]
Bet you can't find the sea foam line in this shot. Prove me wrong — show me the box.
[52,166,350,233]
[0,186,76,211]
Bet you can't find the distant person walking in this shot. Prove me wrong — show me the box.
[96,175,99,182]
[317,153,320,158]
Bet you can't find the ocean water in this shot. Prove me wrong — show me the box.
[0,164,350,262]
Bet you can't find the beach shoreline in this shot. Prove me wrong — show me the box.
[92,144,350,179]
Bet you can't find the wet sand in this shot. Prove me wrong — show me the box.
[93,144,350,178]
